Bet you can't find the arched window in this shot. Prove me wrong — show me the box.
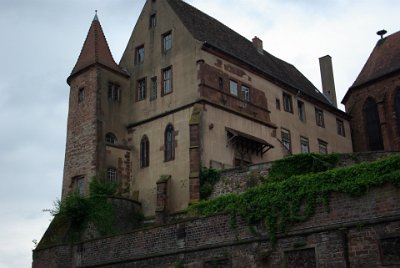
[107,167,117,184]
[395,90,400,133]
[105,133,117,144]
[140,135,149,168]
[363,97,383,151]
[164,124,175,161]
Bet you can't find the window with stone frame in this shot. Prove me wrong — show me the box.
[140,135,150,168]
[135,45,144,65]
[241,84,250,102]
[315,108,325,127]
[229,80,238,96]
[150,77,157,101]
[162,67,172,95]
[108,82,120,101]
[300,136,310,153]
[218,77,224,90]
[164,124,175,161]
[283,92,293,113]
[107,167,117,184]
[298,100,306,122]
[318,139,328,154]
[276,98,281,110]
[73,175,85,195]
[136,78,146,101]
[281,128,291,152]
[78,87,85,103]
[149,13,156,29]
[336,118,345,136]
[105,132,117,144]
[162,31,172,53]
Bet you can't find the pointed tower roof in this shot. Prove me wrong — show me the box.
[342,31,400,103]
[67,13,128,84]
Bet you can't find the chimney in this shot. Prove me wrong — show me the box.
[252,36,263,54]
[319,55,338,108]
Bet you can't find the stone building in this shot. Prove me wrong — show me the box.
[63,0,352,217]
[342,30,400,152]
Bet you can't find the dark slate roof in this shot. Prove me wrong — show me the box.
[351,31,400,88]
[68,14,128,84]
[166,0,332,106]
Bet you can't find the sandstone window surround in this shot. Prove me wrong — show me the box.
[105,132,117,144]
[73,175,85,195]
[318,139,328,154]
[150,77,157,101]
[315,107,325,127]
[229,80,238,96]
[136,78,147,101]
[107,167,117,184]
[300,136,309,153]
[164,124,175,162]
[241,84,250,102]
[162,66,173,95]
[140,135,150,168]
[336,118,345,137]
[135,45,145,65]
[283,92,293,113]
[162,31,172,53]
[281,128,291,152]
[149,13,156,29]
[298,100,306,122]
[108,82,120,102]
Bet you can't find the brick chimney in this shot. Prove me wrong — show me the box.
[252,36,263,54]
[319,55,338,108]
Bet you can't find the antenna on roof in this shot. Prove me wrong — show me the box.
[377,29,387,39]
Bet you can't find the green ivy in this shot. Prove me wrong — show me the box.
[199,167,221,199]
[188,154,400,242]
[268,153,339,182]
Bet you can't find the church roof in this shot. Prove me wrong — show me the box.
[342,31,400,103]
[166,0,333,107]
[68,14,127,84]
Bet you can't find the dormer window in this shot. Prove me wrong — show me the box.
[105,133,117,144]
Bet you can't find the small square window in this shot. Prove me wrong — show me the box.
[315,108,325,127]
[162,32,172,53]
[229,80,238,96]
[135,45,145,65]
[336,119,345,136]
[241,85,250,102]
[137,78,146,101]
[162,67,172,95]
[283,92,293,113]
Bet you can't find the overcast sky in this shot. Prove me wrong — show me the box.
[0,0,398,267]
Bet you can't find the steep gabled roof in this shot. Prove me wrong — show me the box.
[166,0,332,106]
[351,31,400,89]
[68,14,128,84]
